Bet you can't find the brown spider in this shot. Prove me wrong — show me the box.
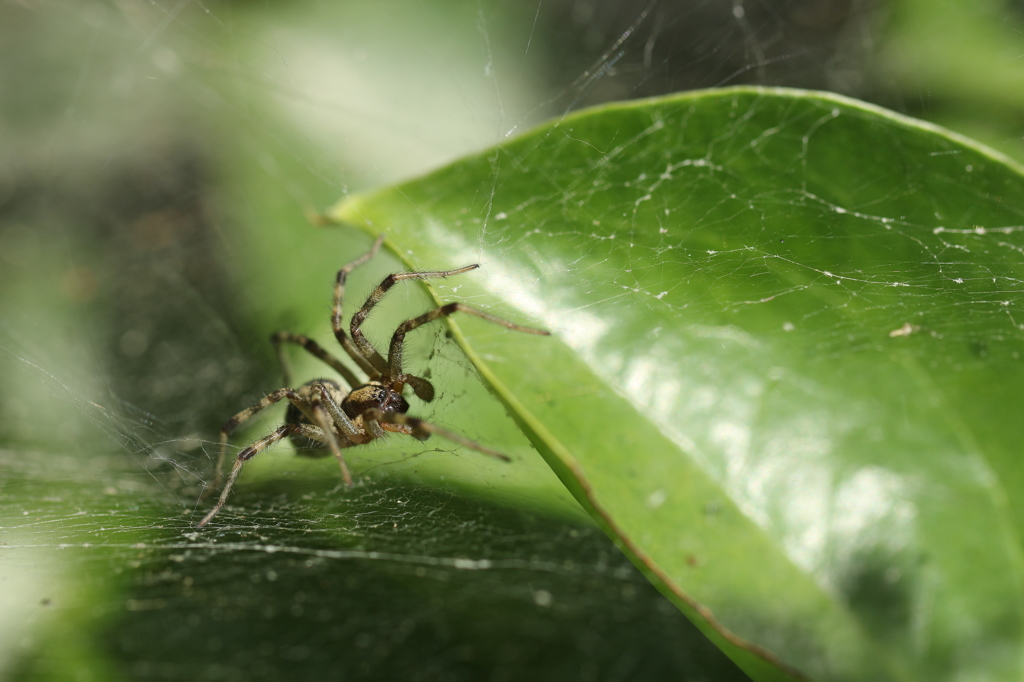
[197,236,548,528]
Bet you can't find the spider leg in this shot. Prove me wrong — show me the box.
[361,408,511,462]
[311,382,364,442]
[387,302,549,381]
[271,331,361,388]
[308,382,366,487]
[349,263,480,378]
[332,235,386,378]
[198,422,324,528]
[210,388,320,493]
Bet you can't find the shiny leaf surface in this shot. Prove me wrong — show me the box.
[331,87,1024,682]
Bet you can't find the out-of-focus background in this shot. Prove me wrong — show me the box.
[2,1,1022,680]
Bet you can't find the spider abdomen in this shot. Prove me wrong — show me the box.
[285,379,349,456]
[342,381,410,418]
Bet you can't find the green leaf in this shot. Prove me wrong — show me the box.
[330,86,1024,682]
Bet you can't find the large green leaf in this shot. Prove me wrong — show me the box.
[330,87,1024,682]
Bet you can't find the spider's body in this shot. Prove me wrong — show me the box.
[283,379,417,453]
[283,379,351,453]
[197,236,548,528]
[340,380,413,420]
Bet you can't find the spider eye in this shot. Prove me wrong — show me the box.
[386,392,411,414]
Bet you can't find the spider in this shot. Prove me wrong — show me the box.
[197,235,548,527]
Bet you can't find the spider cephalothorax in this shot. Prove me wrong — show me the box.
[197,236,548,527]
[341,381,412,419]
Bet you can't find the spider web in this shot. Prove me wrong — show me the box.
[1,1,1021,681]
